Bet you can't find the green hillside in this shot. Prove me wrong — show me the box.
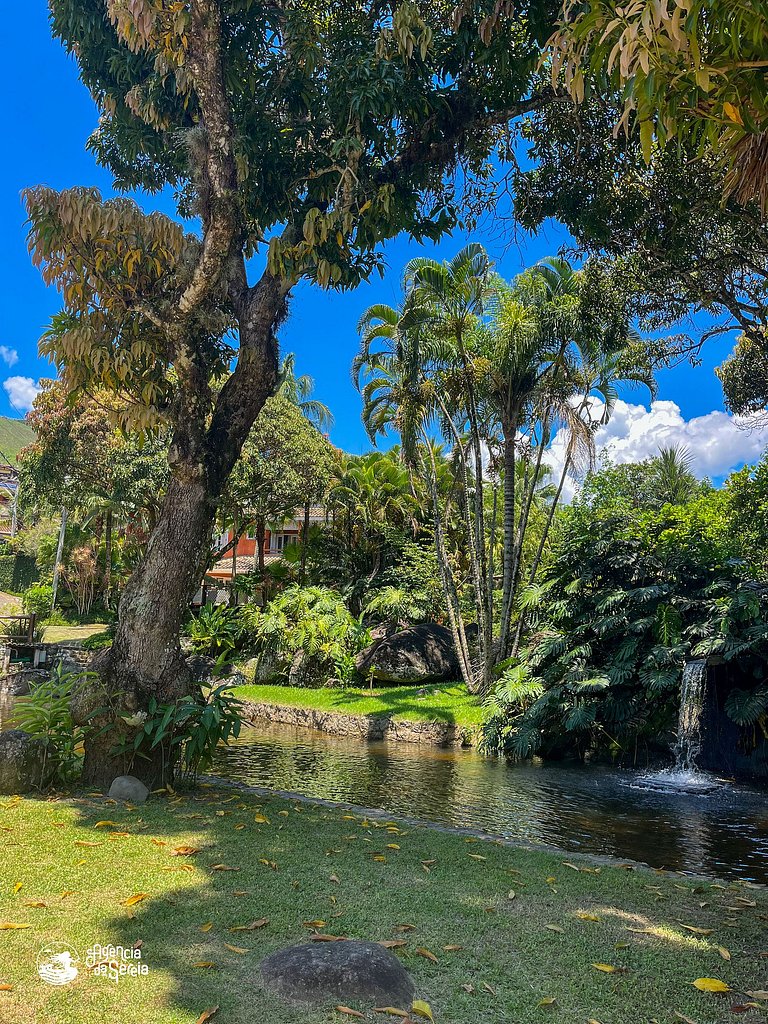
[0,416,34,466]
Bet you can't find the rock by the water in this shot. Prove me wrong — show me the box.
[0,730,48,794]
[261,940,416,1008]
[356,622,459,684]
[108,775,149,803]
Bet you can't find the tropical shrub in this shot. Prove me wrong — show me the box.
[483,489,768,761]
[81,626,115,651]
[363,586,430,627]
[242,585,369,686]
[187,604,244,659]
[22,583,54,620]
[110,684,244,783]
[13,667,91,785]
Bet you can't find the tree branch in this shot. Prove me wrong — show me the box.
[178,0,241,316]
[376,87,559,186]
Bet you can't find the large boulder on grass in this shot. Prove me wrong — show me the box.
[260,940,416,1008]
[108,775,149,803]
[0,730,48,794]
[356,622,459,684]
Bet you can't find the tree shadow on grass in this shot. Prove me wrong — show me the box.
[319,684,474,727]
[58,785,768,1024]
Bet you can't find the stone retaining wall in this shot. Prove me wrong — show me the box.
[239,699,478,747]
[0,643,95,696]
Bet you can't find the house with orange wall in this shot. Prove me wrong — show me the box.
[206,506,327,583]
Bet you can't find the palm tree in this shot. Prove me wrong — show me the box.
[355,247,652,692]
[653,445,699,505]
[275,352,333,432]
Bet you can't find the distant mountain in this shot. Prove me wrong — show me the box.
[0,417,35,467]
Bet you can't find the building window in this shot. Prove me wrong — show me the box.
[270,533,298,553]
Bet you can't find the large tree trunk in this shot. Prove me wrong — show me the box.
[76,472,217,788]
[74,274,288,790]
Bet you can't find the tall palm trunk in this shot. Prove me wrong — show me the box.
[104,507,113,611]
[424,444,473,687]
[300,500,310,583]
[498,414,518,658]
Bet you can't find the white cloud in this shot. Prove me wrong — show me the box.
[546,398,768,502]
[3,376,41,414]
[0,347,18,368]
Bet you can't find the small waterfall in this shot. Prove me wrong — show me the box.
[631,658,717,792]
[674,659,708,773]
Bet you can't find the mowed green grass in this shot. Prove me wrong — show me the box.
[231,682,485,727]
[1,788,766,1024]
[41,623,109,644]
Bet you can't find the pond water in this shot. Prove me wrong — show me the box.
[211,721,768,884]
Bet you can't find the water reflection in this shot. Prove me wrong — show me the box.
[212,722,768,883]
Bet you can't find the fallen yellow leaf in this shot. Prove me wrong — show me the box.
[0,984,13,991]
[223,943,248,954]
[335,1007,364,1018]
[199,922,213,933]
[192,961,216,969]
[373,1008,409,1018]
[121,893,149,907]
[94,821,119,828]
[577,913,601,922]
[591,963,618,973]
[415,947,438,964]
[411,999,434,1021]
[692,977,730,993]
[195,1008,219,1024]
[680,925,713,936]
[538,996,557,1007]
[230,919,269,932]
[0,923,31,930]
[717,946,731,961]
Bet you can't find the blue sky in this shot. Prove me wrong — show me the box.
[2,5,764,479]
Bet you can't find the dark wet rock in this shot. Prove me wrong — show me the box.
[108,775,149,803]
[356,622,459,684]
[260,940,416,1008]
[0,729,48,793]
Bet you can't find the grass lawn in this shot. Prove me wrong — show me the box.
[42,623,109,644]
[230,682,485,728]
[1,788,766,1024]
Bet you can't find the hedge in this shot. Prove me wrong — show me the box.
[0,554,39,593]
